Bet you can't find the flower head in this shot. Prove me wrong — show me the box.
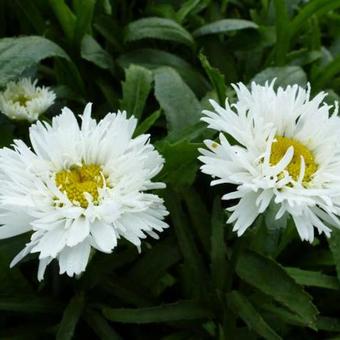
[199,81,340,242]
[0,78,55,122]
[0,103,168,279]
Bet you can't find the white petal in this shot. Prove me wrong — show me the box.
[0,223,31,239]
[10,244,34,268]
[292,214,311,242]
[37,257,53,281]
[58,240,91,277]
[269,146,294,176]
[0,211,33,239]
[256,190,273,213]
[228,192,260,236]
[66,217,90,247]
[32,228,66,258]
[90,221,117,253]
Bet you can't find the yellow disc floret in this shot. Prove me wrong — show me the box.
[12,94,30,106]
[55,164,105,208]
[270,136,317,184]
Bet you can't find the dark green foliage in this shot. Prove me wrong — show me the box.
[0,36,69,86]
[0,0,340,339]
[227,290,281,340]
[121,65,153,120]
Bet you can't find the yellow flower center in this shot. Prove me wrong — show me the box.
[270,136,317,183]
[55,164,106,208]
[13,94,31,106]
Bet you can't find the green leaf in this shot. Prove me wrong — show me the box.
[96,77,119,107]
[312,54,340,90]
[0,36,69,87]
[147,4,177,21]
[288,50,322,66]
[14,0,46,34]
[79,247,138,290]
[102,300,211,323]
[101,277,154,307]
[0,253,32,295]
[49,0,76,41]
[251,66,307,87]
[176,0,201,23]
[154,67,201,134]
[273,0,290,65]
[53,84,85,104]
[157,140,199,189]
[0,118,14,147]
[125,17,194,47]
[118,48,209,97]
[127,237,180,288]
[0,297,63,314]
[84,309,122,340]
[163,190,208,299]
[153,273,176,297]
[121,65,153,120]
[98,0,112,15]
[56,294,85,340]
[80,34,114,70]
[236,250,318,328]
[0,323,49,339]
[94,15,123,51]
[160,331,193,340]
[328,228,340,282]
[291,0,340,38]
[210,198,228,291]
[316,316,340,332]
[285,267,340,290]
[227,291,281,340]
[259,302,306,327]
[165,121,212,143]
[134,110,161,136]
[182,188,211,254]
[252,210,290,257]
[54,59,86,97]
[199,53,226,105]
[73,0,96,44]
[193,19,258,37]
[324,89,340,106]
[296,249,334,267]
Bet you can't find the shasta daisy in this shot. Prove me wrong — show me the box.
[0,103,168,279]
[199,81,340,242]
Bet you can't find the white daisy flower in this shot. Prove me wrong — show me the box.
[0,78,56,122]
[199,81,340,243]
[0,103,168,280]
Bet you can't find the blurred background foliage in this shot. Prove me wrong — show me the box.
[1,0,340,339]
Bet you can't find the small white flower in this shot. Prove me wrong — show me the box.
[0,78,55,122]
[0,103,168,280]
[199,81,340,242]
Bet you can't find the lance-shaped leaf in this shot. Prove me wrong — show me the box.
[286,267,340,290]
[102,300,211,323]
[227,291,281,340]
[56,294,85,340]
[236,250,318,328]
[125,17,194,47]
[121,65,153,120]
[154,67,201,134]
[193,19,258,37]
